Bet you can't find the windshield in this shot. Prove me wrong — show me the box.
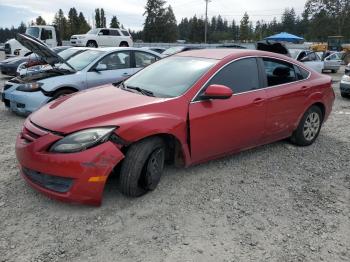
[163,46,185,56]
[57,48,85,60]
[124,56,217,98]
[25,27,40,38]
[87,29,99,35]
[58,50,105,71]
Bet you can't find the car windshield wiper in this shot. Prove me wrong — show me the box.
[125,85,155,97]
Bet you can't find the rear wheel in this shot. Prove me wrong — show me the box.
[119,137,165,197]
[341,92,350,98]
[86,41,98,48]
[119,41,129,47]
[290,106,323,146]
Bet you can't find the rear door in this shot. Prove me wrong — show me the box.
[189,58,267,163]
[86,51,133,88]
[261,57,311,142]
[324,52,342,71]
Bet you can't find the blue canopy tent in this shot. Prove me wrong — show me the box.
[265,32,304,43]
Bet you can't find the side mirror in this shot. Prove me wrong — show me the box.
[95,63,107,71]
[98,32,103,36]
[201,84,233,100]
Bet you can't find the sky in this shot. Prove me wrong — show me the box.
[0,0,307,30]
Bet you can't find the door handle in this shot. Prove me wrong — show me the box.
[301,85,309,90]
[253,98,264,105]
[123,72,130,76]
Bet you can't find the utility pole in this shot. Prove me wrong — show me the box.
[204,0,211,43]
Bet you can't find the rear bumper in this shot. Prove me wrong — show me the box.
[16,120,124,205]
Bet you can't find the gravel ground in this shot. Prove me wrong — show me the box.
[0,70,349,262]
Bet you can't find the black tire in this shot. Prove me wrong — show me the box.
[120,137,165,197]
[341,92,350,98]
[119,41,129,47]
[290,106,323,146]
[86,41,98,48]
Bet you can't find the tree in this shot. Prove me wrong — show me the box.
[240,12,251,41]
[18,22,27,33]
[78,12,90,33]
[110,16,120,28]
[161,6,178,42]
[101,9,106,28]
[67,8,79,37]
[53,9,68,39]
[35,16,46,25]
[306,0,350,35]
[281,8,296,33]
[95,8,101,28]
[143,0,166,42]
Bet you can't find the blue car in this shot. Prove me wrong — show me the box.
[1,34,161,116]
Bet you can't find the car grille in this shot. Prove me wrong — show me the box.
[21,126,42,143]
[4,43,11,54]
[22,167,73,193]
[70,37,77,40]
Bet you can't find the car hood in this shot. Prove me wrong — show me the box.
[30,85,166,134]
[16,34,75,71]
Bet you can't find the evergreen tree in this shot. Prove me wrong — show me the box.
[67,8,79,37]
[35,16,46,25]
[95,8,101,28]
[78,12,90,33]
[18,22,27,33]
[53,9,68,39]
[239,12,251,41]
[161,6,178,42]
[110,16,120,28]
[101,9,106,28]
[143,0,166,42]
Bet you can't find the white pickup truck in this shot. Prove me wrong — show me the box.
[4,25,61,58]
[70,28,133,48]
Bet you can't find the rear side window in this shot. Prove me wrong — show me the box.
[295,66,310,80]
[206,58,260,94]
[110,30,121,36]
[121,30,130,36]
[263,58,297,87]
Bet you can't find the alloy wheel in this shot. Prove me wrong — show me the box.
[303,112,320,141]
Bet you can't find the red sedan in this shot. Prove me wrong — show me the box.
[15,49,335,205]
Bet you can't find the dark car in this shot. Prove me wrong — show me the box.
[216,44,246,49]
[0,46,70,76]
[161,46,203,57]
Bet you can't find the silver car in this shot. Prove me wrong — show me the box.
[2,34,161,116]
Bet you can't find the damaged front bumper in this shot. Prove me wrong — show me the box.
[15,120,124,206]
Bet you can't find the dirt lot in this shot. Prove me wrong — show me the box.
[0,70,349,262]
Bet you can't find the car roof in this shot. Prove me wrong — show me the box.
[96,47,162,56]
[175,49,288,60]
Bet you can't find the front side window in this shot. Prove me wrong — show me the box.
[205,58,260,94]
[96,51,131,70]
[135,52,158,68]
[124,56,216,98]
[263,58,297,87]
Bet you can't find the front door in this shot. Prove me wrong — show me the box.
[86,51,133,88]
[189,58,267,163]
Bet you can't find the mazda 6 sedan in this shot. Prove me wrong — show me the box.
[16,49,335,205]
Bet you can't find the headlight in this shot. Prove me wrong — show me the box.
[78,36,85,39]
[50,127,116,153]
[342,75,350,83]
[16,82,43,92]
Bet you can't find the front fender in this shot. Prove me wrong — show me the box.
[116,113,191,166]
